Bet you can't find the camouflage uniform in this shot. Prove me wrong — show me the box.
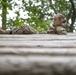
[0,25,38,34]
[0,24,67,35]
[47,24,67,35]
[11,25,38,34]
[0,29,10,34]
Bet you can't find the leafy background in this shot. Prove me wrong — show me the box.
[0,0,76,32]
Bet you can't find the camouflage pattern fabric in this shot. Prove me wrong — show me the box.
[47,26,56,34]
[11,25,38,34]
[0,25,67,35]
[47,25,67,35]
[56,26,67,35]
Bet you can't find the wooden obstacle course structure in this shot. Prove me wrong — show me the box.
[0,33,76,75]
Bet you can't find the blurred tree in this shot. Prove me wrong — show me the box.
[69,0,76,32]
[0,0,24,30]
[1,0,7,29]
[0,0,76,32]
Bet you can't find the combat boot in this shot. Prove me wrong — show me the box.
[0,29,10,34]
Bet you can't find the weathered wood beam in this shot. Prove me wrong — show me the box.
[0,33,76,38]
[0,41,76,48]
[0,48,76,55]
[0,55,76,75]
[0,37,76,41]
[0,34,76,75]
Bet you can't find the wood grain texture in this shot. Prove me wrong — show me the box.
[0,33,76,75]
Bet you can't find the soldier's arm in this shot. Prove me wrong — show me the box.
[47,26,56,34]
[56,26,67,35]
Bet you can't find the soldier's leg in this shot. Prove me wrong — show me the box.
[56,26,67,35]
[21,25,38,34]
[12,25,38,34]
[12,28,23,34]
[0,29,10,34]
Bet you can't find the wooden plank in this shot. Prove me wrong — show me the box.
[0,33,76,38]
[0,33,76,75]
[0,41,76,48]
[0,55,76,75]
[0,34,76,41]
[0,37,76,41]
[0,48,76,55]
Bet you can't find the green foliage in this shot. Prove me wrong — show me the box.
[7,11,24,29]
[0,0,76,32]
[25,5,50,32]
[1,0,12,10]
[7,19,24,29]
[22,0,53,32]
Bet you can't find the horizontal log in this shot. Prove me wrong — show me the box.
[0,48,76,55]
[0,34,76,41]
[0,33,76,38]
[0,33,76,75]
[0,41,76,48]
[0,55,76,75]
[0,37,76,41]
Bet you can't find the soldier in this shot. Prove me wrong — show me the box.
[0,25,38,34]
[0,13,67,35]
[47,13,67,35]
